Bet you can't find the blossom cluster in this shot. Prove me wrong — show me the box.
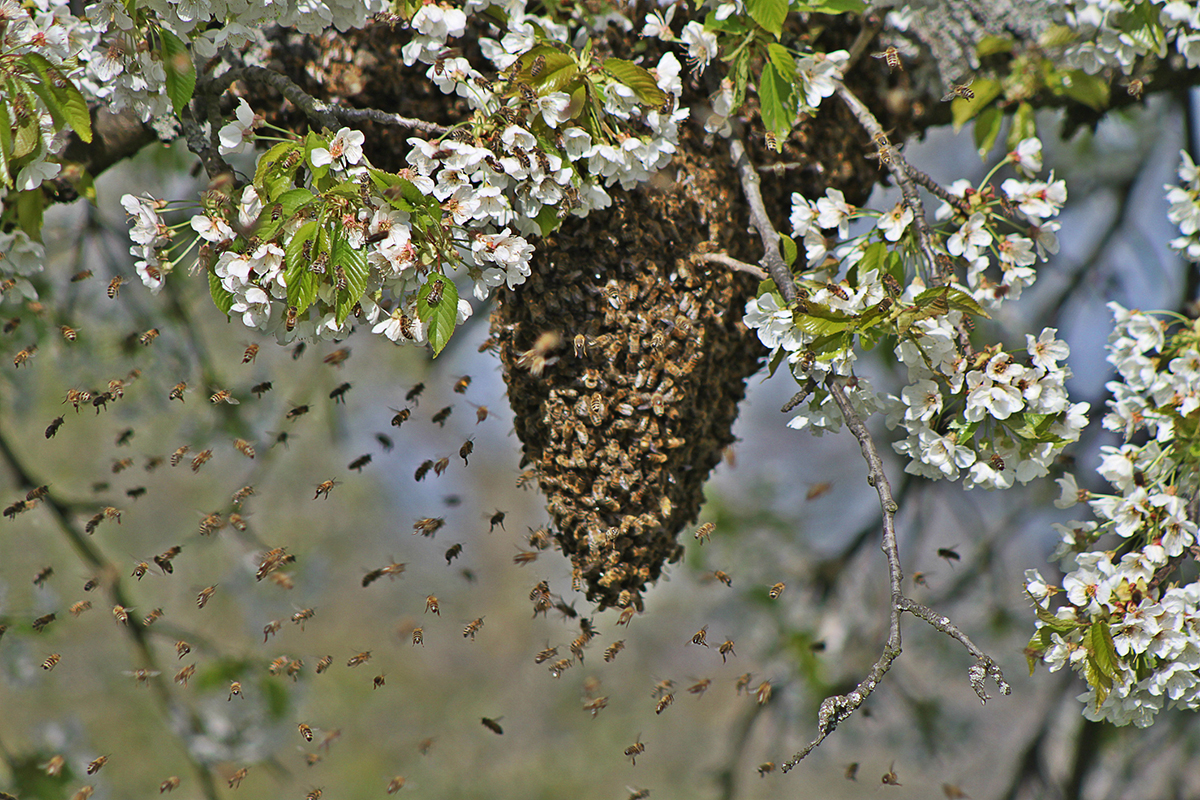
[1051,0,1200,75]
[1166,149,1200,261]
[1026,301,1200,726]
[743,139,1085,489]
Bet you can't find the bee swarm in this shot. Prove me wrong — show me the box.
[491,136,765,611]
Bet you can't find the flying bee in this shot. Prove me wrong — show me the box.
[756,681,772,705]
[444,543,463,564]
[348,453,372,472]
[166,381,187,403]
[298,722,314,742]
[871,46,902,71]
[191,449,213,472]
[583,696,608,718]
[329,382,352,404]
[512,550,538,566]
[316,655,333,674]
[432,406,452,426]
[535,645,558,664]
[624,737,645,765]
[425,595,440,615]
[228,767,248,788]
[314,480,338,500]
[242,343,259,363]
[463,617,484,640]
[232,485,255,504]
[516,331,562,377]
[127,668,159,686]
[603,640,625,662]
[175,664,195,686]
[197,585,217,608]
[694,522,714,543]
[942,79,975,101]
[160,776,181,792]
[228,512,245,530]
[347,651,372,667]
[617,607,635,626]
[719,639,736,663]
[234,439,256,459]
[69,601,92,617]
[42,653,61,670]
[458,439,474,465]
[389,407,411,428]
[32,613,56,632]
[143,608,164,625]
[210,389,237,405]
[112,457,133,473]
[251,381,272,397]
[86,756,108,775]
[411,626,424,646]
[708,571,732,587]
[175,640,190,659]
[131,561,150,580]
[107,276,124,298]
[655,693,674,714]
[413,517,445,537]
[70,268,93,283]
[286,306,298,331]
[59,324,78,342]
[139,328,159,345]
[45,415,64,438]
[286,404,311,421]
[769,582,786,599]
[938,546,961,565]
[33,566,53,586]
[691,627,709,647]
[170,445,190,467]
[292,608,315,629]
[306,789,323,800]
[388,776,407,793]
[13,344,37,368]
[262,620,282,641]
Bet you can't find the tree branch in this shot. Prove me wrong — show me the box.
[697,252,768,280]
[728,122,798,304]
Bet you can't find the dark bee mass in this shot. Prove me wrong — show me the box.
[490,133,765,610]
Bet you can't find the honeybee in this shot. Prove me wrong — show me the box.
[306,789,323,800]
[709,571,733,587]
[127,668,160,685]
[432,457,450,476]
[139,328,159,345]
[314,480,338,500]
[373,673,386,689]
[42,653,61,670]
[111,457,133,473]
[70,268,93,282]
[624,736,645,765]
[757,762,776,777]
[449,375,472,396]
[387,776,407,793]
[617,607,635,626]
[129,560,151,581]
[209,389,237,405]
[529,54,546,77]
[316,655,333,674]
[197,586,217,608]
[160,776,181,792]
[347,651,372,667]
[463,617,484,640]
[474,405,490,424]
[285,306,298,331]
[627,789,650,800]
[413,517,445,537]
[513,550,538,566]
[44,415,65,438]
[583,696,608,717]
[297,722,314,742]
[871,46,902,71]
[73,786,95,800]
[444,543,463,564]
[233,438,256,459]
[938,546,961,564]
[13,345,37,368]
[718,639,736,663]
[603,640,625,662]
[107,276,124,298]
[57,324,79,342]
[173,640,190,659]
[262,620,283,642]
[33,613,56,632]
[227,680,243,700]
[429,406,453,428]
[228,767,248,788]
[32,565,53,587]
[412,626,424,646]
[516,331,562,377]
[480,717,504,734]
[691,627,709,647]
[70,600,92,617]
[942,79,975,101]
[655,693,674,715]
[755,680,772,705]
[694,522,714,543]
[425,595,440,615]
[86,756,108,775]
[410,459,433,481]
[191,449,213,472]
[425,279,444,307]
[250,381,272,398]
[174,664,196,686]
[292,608,315,629]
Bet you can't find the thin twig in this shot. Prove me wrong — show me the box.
[728,122,798,304]
[698,252,769,280]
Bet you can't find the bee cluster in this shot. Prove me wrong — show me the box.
[491,137,765,610]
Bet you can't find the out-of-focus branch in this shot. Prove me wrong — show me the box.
[0,424,221,800]
[698,252,768,280]
[45,107,161,203]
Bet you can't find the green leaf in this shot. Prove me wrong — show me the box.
[780,234,797,267]
[766,44,796,79]
[758,63,793,143]
[52,74,92,144]
[766,346,786,377]
[1038,24,1076,48]
[369,167,428,212]
[857,241,889,275]
[731,51,750,114]
[304,131,330,182]
[795,0,865,12]
[1034,605,1079,634]
[602,58,667,108]
[524,49,579,94]
[745,0,787,36]
[158,28,195,118]
[333,234,369,326]
[976,36,1014,57]
[284,220,319,313]
[951,78,1001,131]
[15,189,44,242]
[1025,632,1047,675]
[704,10,750,34]
[255,141,301,187]
[533,204,559,237]
[1090,619,1118,680]
[972,105,1003,159]
[794,309,854,337]
[943,288,989,318]
[208,268,233,316]
[0,100,12,188]
[418,275,459,356]
[1061,69,1109,111]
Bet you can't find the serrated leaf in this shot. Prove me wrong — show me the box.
[208,268,233,316]
[255,141,300,188]
[758,63,794,143]
[795,311,854,337]
[369,167,428,212]
[766,345,785,377]
[780,234,797,267]
[745,0,787,36]
[333,234,369,326]
[602,58,667,108]
[857,241,889,275]
[951,78,1001,131]
[976,35,1014,57]
[766,43,796,79]
[704,9,751,34]
[11,114,41,160]
[1061,69,1109,111]
[1038,24,1076,48]
[1034,605,1080,634]
[158,28,195,118]
[1090,619,1118,680]
[972,105,1003,159]
[943,288,990,318]
[1025,633,1047,675]
[284,220,319,313]
[527,51,579,94]
[731,51,750,114]
[418,275,459,356]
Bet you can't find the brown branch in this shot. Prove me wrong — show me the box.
[45,107,161,203]
[697,252,768,280]
[728,122,798,304]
